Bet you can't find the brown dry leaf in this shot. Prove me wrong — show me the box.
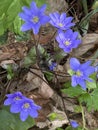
[51,92,75,112]
[85,110,98,129]
[54,65,69,83]
[0,42,28,61]
[72,33,98,57]
[26,68,54,98]
[26,71,42,90]
[38,80,54,99]
[47,0,68,13]
[0,60,15,68]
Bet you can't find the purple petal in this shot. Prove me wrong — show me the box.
[49,20,56,27]
[56,34,62,44]
[40,15,50,24]
[80,61,91,70]
[64,17,73,24]
[4,98,13,105]
[39,4,46,13]
[72,40,81,48]
[60,13,66,21]
[20,110,29,121]
[21,23,32,31]
[6,93,14,98]
[57,30,65,40]
[71,75,78,87]
[65,23,75,28]
[49,12,60,22]
[32,23,40,34]
[85,66,95,76]
[22,7,31,16]
[29,109,38,118]
[72,32,78,40]
[70,58,80,71]
[59,43,65,49]
[70,120,79,128]
[65,29,73,36]
[30,1,38,11]
[78,80,86,90]
[64,47,71,53]
[10,103,21,113]
[19,12,30,21]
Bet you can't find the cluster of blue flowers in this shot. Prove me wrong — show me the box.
[18,1,95,90]
[4,92,41,121]
[19,1,81,53]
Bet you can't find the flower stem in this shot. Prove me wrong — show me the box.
[80,103,88,130]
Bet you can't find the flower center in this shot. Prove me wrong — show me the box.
[64,39,71,46]
[23,103,30,109]
[58,23,63,27]
[76,70,82,77]
[32,16,39,23]
[14,96,21,101]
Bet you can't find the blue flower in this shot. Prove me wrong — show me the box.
[4,92,41,121]
[56,29,81,53]
[70,58,95,90]
[49,12,75,30]
[10,98,41,121]
[70,120,79,128]
[4,92,24,105]
[19,1,50,34]
[49,62,57,70]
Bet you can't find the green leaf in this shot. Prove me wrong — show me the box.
[44,71,54,81]
[6,65,14,80]
[13,16,23,35]
[34,0,48,6]
[0,32,8,45]
[48,111,65,121]
[67,69,75,76]
[24,47,36,67]
[56,128,64,130]
[0,0,48,36]
[92,0,98,9]
[62,82,85,97]
[79,8,98,34]
[86,80,97,90]
[0,107,35,130]
[82,0,88,14]
[66,126,82,130]
[48,112,58,121]
[79,88,98,111]
[74,105,82,113]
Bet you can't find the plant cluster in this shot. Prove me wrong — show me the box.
[0,0,98,130]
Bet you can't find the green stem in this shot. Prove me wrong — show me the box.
[80,103,88,130]
[82,0,88,15]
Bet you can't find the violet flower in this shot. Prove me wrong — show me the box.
[56,29,81,53]
[19,1,50,34]
[49,12,75,30]
[70,58,95,90]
